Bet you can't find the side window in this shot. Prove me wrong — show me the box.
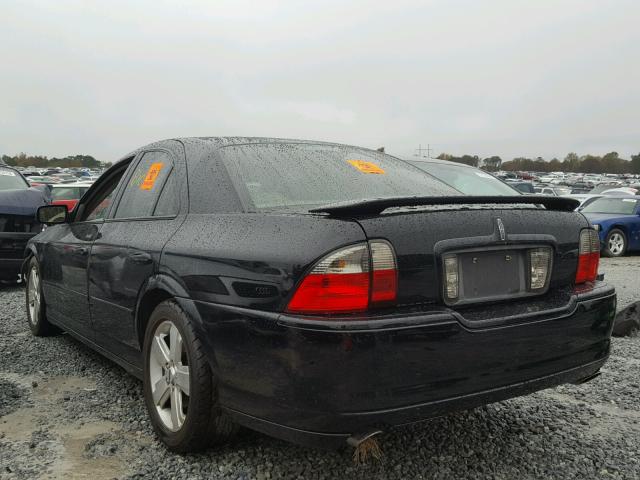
[153,171,179,216]
[115,151,173,219]
[81,169,127,222]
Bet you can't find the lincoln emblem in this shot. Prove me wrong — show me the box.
[497,218,506,241]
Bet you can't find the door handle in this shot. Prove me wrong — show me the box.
[129,251,152,264]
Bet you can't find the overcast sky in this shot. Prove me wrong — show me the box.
[1,0,639,162]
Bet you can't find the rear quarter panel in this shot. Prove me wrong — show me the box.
[160,213,367,311]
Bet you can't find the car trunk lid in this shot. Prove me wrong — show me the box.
[311,197,587,308]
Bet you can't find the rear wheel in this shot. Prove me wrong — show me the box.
[142,300,238,452]
[25,257,58,336]
[603,229,626,257]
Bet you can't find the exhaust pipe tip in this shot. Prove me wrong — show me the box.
[347,430,384,465]
[347,429,383,447]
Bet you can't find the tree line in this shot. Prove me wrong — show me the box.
[4,149,640,175]
[1,153,103,169]
[436,152,640,174]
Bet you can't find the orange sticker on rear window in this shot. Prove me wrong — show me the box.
[347,160,385,174]
[140,162,164,190]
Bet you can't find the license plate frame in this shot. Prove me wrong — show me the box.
[441,244,553,306]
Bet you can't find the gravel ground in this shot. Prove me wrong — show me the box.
[1,257,639,480]
[599,254,640,310]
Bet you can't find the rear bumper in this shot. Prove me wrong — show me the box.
[226,360,604,448]
[190,282,616,448]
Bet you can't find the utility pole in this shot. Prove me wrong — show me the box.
[414,144,433,159]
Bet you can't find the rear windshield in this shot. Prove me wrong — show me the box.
[582,197,638,215]
[219,143,458,211]
[0,168,29,190]
[408,161,517,196]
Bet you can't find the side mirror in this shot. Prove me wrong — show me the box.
[37,205,69,225]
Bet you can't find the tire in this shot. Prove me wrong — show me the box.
[603,229,627,257]
[25,257,59,336]
[142,300,238,452]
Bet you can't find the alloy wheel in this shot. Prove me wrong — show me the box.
[608,233,625,256]
[27,266,40,325]
[149,320,190,432]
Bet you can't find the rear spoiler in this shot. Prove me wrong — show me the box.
[309,195,580,216]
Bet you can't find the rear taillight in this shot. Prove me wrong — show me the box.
[370,240,397,305]
[286,241,398,314]
[575,229,600,284]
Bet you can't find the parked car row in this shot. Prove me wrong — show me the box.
[497,171,640,192]
[15,166,104,178]
[21,137,615,454]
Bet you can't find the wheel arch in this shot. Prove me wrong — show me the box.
[21,244,38,276]
[606,224,630,247]
[135,274,220,371]
[135,273,189,346]
[608,224,629,236]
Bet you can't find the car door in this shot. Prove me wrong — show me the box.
[88,143,187,365]
[40,164,129,339]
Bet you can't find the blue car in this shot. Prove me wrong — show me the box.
[581,196,640,257]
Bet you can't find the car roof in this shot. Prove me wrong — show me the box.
[114,136,403,166]
[194,136,373,149]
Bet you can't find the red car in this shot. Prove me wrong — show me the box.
[50,183,92,211]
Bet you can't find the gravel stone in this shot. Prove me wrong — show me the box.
[0,380,26,417]
[0,256,639,479]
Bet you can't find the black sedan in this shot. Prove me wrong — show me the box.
[0,165,48,282]
[26,137,616,452]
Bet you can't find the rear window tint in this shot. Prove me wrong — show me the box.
[219,143,456,211]
[153,171,179,216]
[115,152,173,219]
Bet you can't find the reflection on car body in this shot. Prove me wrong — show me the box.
[25,137,616,452]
